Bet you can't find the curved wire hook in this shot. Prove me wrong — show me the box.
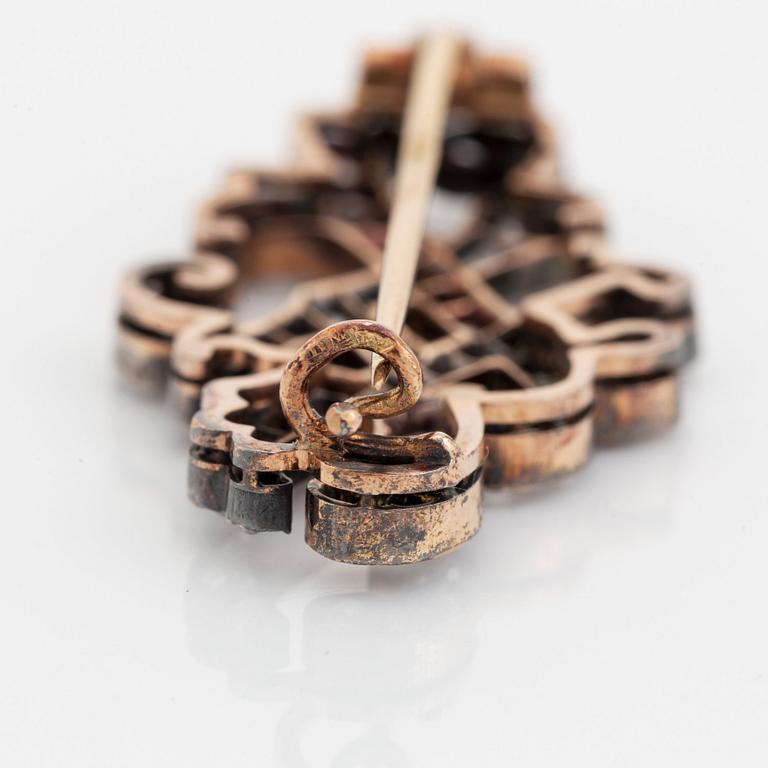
[278,319,423,455]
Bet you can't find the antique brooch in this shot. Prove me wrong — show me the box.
[118,32,695,565]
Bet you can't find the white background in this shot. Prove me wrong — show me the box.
[2,1,767,766]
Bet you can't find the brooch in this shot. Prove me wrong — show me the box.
[118,33,695,564]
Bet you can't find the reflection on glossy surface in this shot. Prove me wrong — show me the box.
[183,489,477,766]
[106,367,684,768]
[102,258,686,765]
[171,400,682,766]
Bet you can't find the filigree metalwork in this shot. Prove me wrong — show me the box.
[117,39,695,564]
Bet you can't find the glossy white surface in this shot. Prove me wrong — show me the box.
[2,2,767,765]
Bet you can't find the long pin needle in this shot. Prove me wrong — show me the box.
[372,30,462,389]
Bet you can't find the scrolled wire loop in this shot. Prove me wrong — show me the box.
[278,320,423,455]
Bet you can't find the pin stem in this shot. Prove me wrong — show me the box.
[372,30,462,388]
